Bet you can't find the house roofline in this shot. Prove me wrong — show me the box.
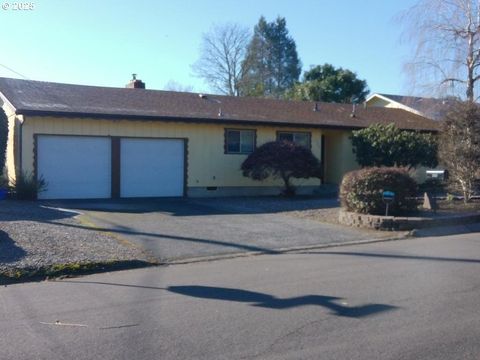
[15,108,438,133]
[365,93,424,116]
[0,90,18,113]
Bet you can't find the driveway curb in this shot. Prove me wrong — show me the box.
[162,232,412,265]
[161,221,480,265]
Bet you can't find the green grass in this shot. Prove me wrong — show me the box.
[0,260,156,285]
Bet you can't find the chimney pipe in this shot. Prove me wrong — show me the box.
[126,73,146,89]
[350,103,356,118]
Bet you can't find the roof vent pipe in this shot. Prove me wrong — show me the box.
[350,103,356,118]
[313,102,319,112]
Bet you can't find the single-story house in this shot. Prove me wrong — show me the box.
[0,77,439,200]
[365,93,454,121]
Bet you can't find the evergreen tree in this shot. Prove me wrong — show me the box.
[288,64,369,103]
[240,16,301,98]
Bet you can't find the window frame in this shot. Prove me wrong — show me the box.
[224,128,257,155]
[276,131,312,149]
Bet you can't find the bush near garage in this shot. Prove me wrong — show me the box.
[10,172,47,200]
[340,167,418,216]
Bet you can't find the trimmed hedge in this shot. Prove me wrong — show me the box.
[340,167,418,216]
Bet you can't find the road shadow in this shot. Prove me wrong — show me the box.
[41,219,280,255]
[411,222,480,238]
[167,285,397,318]
[0,229,27,263]
[58,281,396,318]
[44,196,339,217]
[0,200,76,222]
[301,251,480,264]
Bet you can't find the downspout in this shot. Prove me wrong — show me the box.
[16,115,24,177]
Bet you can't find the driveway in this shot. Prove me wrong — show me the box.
[46,198,394,262]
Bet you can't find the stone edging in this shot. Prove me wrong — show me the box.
[339,210,480,231]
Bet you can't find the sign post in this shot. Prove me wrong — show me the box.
[382,191,395,216]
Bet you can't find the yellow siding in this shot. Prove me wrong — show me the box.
[21,116,324,188]
[324,130,360,184]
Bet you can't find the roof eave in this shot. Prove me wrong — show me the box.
[15,109,438,133]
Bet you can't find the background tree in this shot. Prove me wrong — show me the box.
[163,80,195,93]
[288,64,369,103]
[192,23,250,96]
[439,102,480,203]
[0,108,8,177]
[240,16,301,98]
[401,0,480,101]
[241,141,321,196]
[351,123,438,169]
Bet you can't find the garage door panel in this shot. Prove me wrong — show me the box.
[37,136,111,199]
[120,138,184,198]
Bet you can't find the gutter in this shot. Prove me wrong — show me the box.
[17,115,23,176]
[14,109,439,133]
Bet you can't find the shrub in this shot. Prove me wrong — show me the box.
[10,172,47,200]
[241,140,322,196]
[0,174,8,188]
[340,167,418,215]
[351,123,438,169]
[0,108,8,177]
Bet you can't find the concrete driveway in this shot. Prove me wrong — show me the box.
[46,198,393,262]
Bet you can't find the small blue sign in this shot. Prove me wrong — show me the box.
[383,191,395,199]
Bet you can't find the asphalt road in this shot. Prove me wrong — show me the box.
[1,232,480,360]
[48,199,390,261]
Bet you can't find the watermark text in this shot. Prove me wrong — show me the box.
[2,2,35,10]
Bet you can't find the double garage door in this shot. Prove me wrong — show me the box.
[37,135,185,200]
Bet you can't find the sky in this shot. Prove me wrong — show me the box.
[0,0,418,96]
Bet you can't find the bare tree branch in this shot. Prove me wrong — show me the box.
[400,0,480,101]
[192,23,250,96]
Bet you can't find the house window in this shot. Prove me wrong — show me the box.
[225,129,256,154]
[277,131,311,148]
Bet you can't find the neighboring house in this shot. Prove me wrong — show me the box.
[366,93,455,121]
[0,77,438,200]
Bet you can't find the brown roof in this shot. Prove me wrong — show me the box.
[0,77,439,131]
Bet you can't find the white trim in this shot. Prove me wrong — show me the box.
[365,93,424,117]
[0,91,18,115]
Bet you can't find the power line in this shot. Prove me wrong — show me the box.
[0,63,30,80]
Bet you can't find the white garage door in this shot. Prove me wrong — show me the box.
[37,135,111,200]
[120,138,184,198]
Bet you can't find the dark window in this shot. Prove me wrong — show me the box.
[277,131,311,148]
[225,129,255,154]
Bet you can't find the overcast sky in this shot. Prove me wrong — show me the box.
[0,0,418,95]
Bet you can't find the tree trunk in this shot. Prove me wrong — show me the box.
[281,173,295,196]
